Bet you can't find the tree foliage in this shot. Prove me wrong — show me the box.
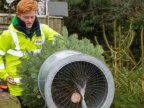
[19,27,105,108]
[52,0,144,58]
[111,68,144,108]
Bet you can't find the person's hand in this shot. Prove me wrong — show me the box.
[6,75,16,84]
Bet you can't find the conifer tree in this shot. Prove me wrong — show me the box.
[19,27,105,108]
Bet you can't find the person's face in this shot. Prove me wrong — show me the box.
[17,11,36,29]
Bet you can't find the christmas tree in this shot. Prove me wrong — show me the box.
[19,27,105,108]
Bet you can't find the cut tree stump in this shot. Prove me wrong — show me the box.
[0,91,21,108]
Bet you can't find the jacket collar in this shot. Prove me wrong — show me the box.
[10,16,41,38]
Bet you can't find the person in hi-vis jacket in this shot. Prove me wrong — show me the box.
[0,0,60,97]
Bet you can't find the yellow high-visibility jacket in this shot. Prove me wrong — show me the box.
[0,23,59,96]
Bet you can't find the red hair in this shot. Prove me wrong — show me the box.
[16,0,38,13]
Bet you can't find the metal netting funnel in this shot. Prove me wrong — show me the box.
[38,50,115,108]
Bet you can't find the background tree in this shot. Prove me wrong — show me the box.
[52,0,144,60]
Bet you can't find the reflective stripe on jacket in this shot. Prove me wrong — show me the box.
[0,23,59,96]
[7,25,45,57]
